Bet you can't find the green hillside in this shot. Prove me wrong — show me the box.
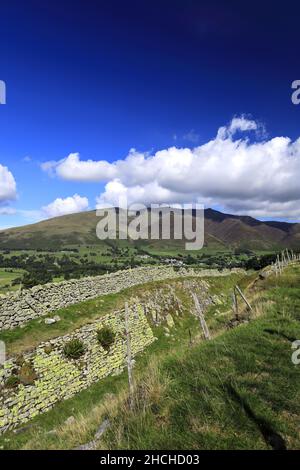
[0,208,298,251]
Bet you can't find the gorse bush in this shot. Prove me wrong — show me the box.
[97,326,116,350]
[63,339,85,359]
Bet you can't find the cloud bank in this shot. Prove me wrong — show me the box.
[42,194,89,218]
[42,116,300,219]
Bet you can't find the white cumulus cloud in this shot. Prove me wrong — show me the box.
[42,194,89,218]
[0,164,17,204]
[41,116,300,219]
[41,153,117,182]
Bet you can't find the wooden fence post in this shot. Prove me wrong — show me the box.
[276,255,282,275]
[232,290,239,321]
[235,285,252,312]
[281,251,286,268]
[274,260,278,277]
[192,293,211,340]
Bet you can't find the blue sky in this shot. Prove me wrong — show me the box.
[1,0,300,228]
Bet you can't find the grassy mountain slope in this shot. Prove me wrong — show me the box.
[2,265,300,449]
[102,271,300,450]
[100,265,300,450]
[0,208,298,251]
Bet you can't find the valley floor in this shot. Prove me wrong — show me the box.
[1,265,300,450]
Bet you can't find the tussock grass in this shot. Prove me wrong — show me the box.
[100,359,173,450]
[22,390,126,450]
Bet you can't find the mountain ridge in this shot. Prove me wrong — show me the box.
[0,208,299,251]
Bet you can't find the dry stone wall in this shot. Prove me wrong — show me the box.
[0,279,212,433]
[0,266,241,331]
[0,303,154,433]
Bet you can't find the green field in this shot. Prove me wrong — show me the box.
[0,241,279,293]
[0,269,24,294]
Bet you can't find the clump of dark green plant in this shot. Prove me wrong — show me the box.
[5,375,20,389]
[63,339,85,359]
[96,326,116,351]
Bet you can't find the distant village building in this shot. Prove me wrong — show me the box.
[164,258,184,267]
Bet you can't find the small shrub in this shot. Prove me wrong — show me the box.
[44,345,53,355]
[15,354,25,367]
[5,375,20,389]
[63,339,85,359]
[97,327,116,350]
[19,362,38,385]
